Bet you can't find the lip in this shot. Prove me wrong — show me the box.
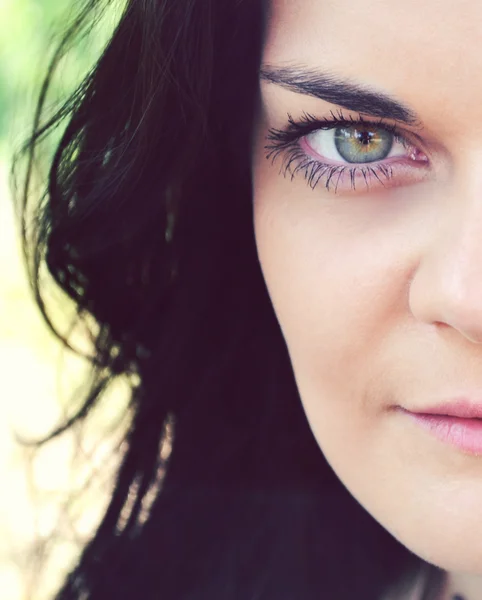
[400,400,482,455]
[408,398,482,419]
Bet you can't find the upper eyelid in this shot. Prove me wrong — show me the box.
[270,111,427,150]
[293,111,411,135]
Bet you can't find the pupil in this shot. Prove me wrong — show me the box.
[357,131,372,146]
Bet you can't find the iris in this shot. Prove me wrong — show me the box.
[334,126,393,163]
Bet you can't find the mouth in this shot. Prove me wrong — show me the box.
[399,400,482,456]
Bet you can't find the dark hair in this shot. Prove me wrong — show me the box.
[13,0,446,598]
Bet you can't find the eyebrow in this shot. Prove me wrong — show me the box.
[260,65,420,126]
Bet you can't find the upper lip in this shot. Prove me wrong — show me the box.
[404,399,482,419]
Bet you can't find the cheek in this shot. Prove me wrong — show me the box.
[254,200,377,447]
[253,167,406,411]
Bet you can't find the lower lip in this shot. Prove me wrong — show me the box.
[402,409,482,455]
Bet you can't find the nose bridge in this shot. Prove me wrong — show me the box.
[409,179,482,342]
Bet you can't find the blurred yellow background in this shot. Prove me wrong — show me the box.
[1,1,127,597]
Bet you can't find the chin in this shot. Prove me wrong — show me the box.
[392,524,482,575]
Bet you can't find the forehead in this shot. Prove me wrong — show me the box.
[263,0,482,129]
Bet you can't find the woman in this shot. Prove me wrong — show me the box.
[14,0,482,598]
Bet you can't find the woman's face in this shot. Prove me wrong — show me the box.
[253,0,482,574]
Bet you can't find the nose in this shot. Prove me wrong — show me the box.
[409,197,482,344]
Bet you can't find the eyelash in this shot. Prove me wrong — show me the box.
[265,110,422,194]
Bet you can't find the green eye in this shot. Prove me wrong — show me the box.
[334,126,394,163]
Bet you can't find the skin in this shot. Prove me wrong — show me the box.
[252,0,482,596]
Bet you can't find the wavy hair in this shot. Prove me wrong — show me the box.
[13,0,445,598]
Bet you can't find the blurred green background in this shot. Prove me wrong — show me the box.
[1,1,127,598]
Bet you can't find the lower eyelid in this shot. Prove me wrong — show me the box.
[292,139,431,194]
